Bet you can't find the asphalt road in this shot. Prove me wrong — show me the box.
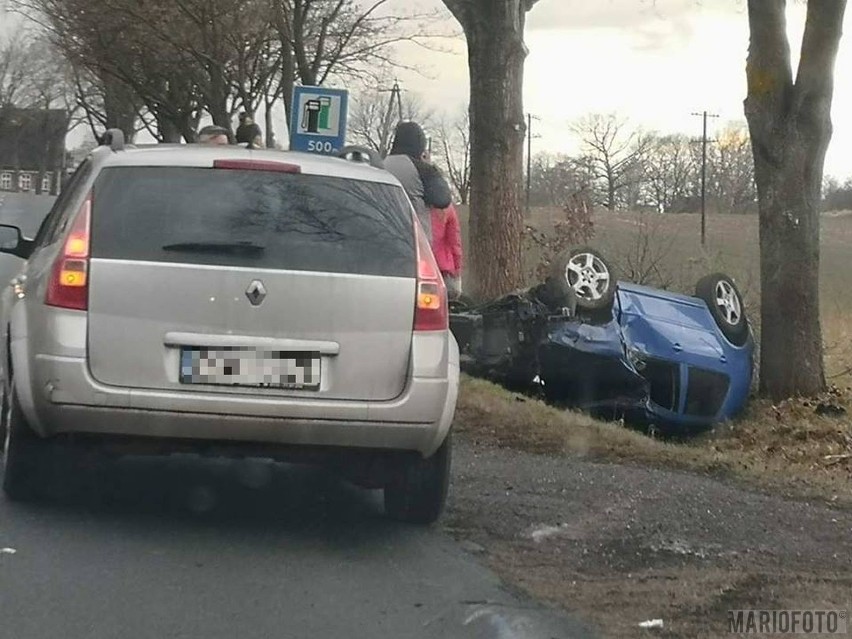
[0,193,593,639]
[0,455,592,639]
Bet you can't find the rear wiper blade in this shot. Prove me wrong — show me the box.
[162,241,266,255]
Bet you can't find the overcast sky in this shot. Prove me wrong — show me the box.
[392,0,852,178]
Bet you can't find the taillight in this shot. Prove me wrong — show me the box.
[46,194,91,311]
[413,220,448,331]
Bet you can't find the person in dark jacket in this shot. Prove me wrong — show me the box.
[236,113,263,148]
[383,121,452,240]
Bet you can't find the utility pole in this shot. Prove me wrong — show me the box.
[379,81,404,155]
[692,110,719,246]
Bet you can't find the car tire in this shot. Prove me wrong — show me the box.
[550,246,617,312]
[695,273,749,346]
[384,433,451,525]
[2,385,47,501]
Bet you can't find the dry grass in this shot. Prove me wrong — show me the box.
[493,557,852,639]
[455,376,852,504]
[705,391,852,495]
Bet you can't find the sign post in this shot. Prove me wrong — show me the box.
[289,86,349,155]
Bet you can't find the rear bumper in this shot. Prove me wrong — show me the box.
[38,404,446,454]
[16,339,459,457]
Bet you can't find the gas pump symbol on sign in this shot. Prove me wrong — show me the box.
[301,97,332,134]
[290,86,348,156]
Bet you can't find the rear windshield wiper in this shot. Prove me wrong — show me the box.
[162,241,266,255]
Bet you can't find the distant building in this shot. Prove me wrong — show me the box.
[0,108,67,195]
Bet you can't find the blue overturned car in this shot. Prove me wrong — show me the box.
[449,246,754,433]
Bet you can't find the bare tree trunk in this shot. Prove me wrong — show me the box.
[206,68,233,136]
[278,46,296,140]
[263,104,274,148]
[102,77,138,141]
[180,112,200,143]
[744,0,846,399]
[273,0,296,136]
[449,0,529,298]
[607,173,616,211]
[155,113,182,143]
[209,100,231,135]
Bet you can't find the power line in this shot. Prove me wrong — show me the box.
[692,110,719,246]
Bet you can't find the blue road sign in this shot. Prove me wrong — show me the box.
[289,86,349,155]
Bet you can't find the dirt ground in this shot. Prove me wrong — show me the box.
[443,436,852,638]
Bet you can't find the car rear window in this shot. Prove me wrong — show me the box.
[90,166,416,277]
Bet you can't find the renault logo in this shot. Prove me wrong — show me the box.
[245,280,267,306]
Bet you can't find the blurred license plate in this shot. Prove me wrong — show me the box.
[180,348,321,389]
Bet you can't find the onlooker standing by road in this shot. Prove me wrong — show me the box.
[236,113,263,148]
[431,202,463,300]
[383,121,452,241]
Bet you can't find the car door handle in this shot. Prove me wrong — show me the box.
[672,342,683,352]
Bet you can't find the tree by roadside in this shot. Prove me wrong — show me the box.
[526,152,593,210]
[572,113,652,212]
[642,133,695,214]
[13,0,435,143]
[744,0,847,399]
[435,107,471,204]
[439,0,541,299]
[707,123,757,215]
[0,32,31,119]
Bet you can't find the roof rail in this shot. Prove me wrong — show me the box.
[337,145,384,169]
[99,128,126,152]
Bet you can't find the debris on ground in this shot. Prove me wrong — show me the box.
[637,619,664,629]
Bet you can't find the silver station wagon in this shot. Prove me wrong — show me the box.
[0,134,459,524]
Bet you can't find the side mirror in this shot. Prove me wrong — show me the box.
[0,225,34,260]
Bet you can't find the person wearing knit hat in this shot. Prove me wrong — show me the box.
[383,121,452,241]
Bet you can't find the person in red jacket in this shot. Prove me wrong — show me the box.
[430,202,463,300]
